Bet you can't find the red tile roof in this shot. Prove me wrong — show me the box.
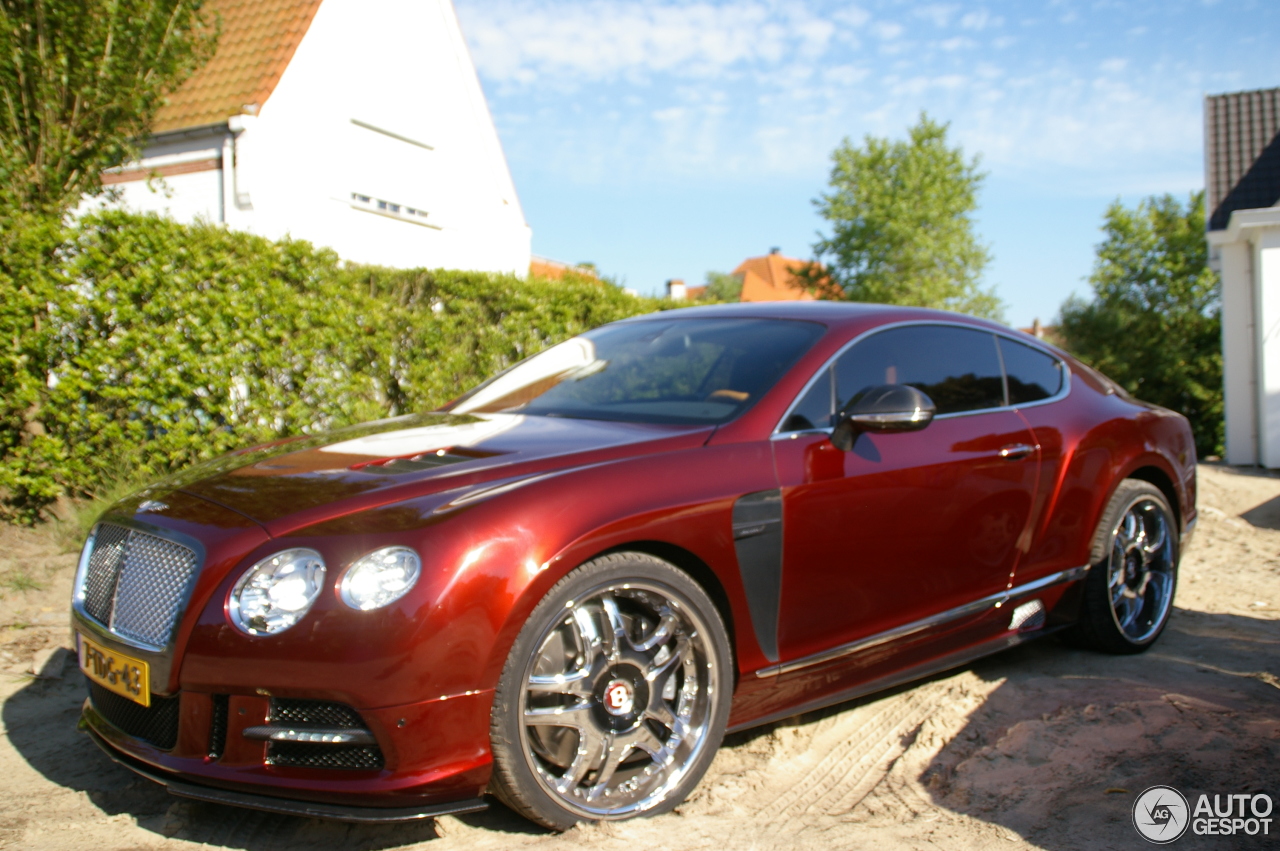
[529,256,602,283]
[733,251,819,302]
[152,0,324,133]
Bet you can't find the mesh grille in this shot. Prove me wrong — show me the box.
[208,694,229,758]
[87,679,180,750]
[266,699,383,769]
[266,741,385,770]
[79,523,199,647]
[270,698,364,728]
[82,524,129,623]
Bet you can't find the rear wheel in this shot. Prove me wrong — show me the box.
[1067,479,1179,654]
[489,552,732,830]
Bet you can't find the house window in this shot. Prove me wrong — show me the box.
[350,193,437,228]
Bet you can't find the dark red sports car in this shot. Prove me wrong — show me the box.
[73,302,1196,829]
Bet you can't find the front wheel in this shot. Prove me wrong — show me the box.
[488,552,732,830]
[1067,479,1179,654]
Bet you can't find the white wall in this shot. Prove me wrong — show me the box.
[1258,229,1280,467]
[1212,207,1280,466]
[109,169,223,223]
[1220,240,1255,464]
[84,130,226,223]
[229,0,530,274]
[102,0,530,275]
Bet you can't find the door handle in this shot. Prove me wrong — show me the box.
[999,443,1037,461]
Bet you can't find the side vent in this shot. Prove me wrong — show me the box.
[732,489,784,663]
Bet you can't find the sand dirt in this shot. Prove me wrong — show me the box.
[1,463,1276,850]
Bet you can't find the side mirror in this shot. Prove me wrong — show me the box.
[830,384,936,451]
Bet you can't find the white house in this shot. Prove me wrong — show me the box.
[1206,87,1280,466]
[99,0,531,275]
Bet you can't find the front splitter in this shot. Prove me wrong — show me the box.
[83,724,488,824]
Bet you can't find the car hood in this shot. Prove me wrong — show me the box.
[157,412,714,531]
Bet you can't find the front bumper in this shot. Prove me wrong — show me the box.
[79,683,497,818]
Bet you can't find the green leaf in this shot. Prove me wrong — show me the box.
[807,113,1002,321]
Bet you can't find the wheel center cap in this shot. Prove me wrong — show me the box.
[1126,553,1140,580]
[602,678,635,716]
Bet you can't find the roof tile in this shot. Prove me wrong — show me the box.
[153,0,324,133]
[733,252,819,302]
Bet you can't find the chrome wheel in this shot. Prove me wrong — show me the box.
[518,581,717,820]
[1105,497,1175,643]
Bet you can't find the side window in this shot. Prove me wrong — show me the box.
[999,337,1064,404]
[835,325,1005,416]
[781,367,834,431]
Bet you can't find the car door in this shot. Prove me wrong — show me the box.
[771,323,1042,666]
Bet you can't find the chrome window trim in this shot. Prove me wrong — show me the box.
[754,564,1089,678]
[772,319,1072,435]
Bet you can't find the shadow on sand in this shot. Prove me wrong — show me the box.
[1,665,542,850]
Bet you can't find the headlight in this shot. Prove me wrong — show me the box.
[339,546,421,610]
[230,548,326,635]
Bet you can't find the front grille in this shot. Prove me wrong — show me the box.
[88,679,180,750]
[79,522,199,647]
[208,694,229,758]
[266,698,384,770]
[270,698,364,728]
[266,741,385,770]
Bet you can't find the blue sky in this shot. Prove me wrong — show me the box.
[454,0,1278,328]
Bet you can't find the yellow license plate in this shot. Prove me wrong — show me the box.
[79,634,150,707]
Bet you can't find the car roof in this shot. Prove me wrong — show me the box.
[616,300,1011,333]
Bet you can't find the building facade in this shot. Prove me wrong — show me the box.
[1206,87,1280,466]
[96,0,531,275]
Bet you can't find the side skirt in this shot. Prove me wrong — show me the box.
[726,624,1066,734]
[755,565,1088,678]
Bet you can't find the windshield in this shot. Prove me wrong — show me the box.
[447,318,825,425]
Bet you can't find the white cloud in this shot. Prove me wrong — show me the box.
[823,64,870,86]
[960,10,1001,30]
[833,6,871,27]
[464,0,1213,191]
[457,1,837,85]
[914,4,959,28]
[870,20,905,40]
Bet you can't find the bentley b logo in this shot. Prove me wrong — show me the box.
[603,679,634,716]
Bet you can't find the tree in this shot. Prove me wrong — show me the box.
[0,0,217,217]
[0,0,216,519]
[701,271,743,301]
[805,113,1001,320]
[1058,192,1222,457]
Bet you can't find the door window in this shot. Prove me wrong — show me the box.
[781,367,834,432]
[835,325,1005,415]
[998,337,1064,404]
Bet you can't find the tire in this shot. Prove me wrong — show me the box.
[488,551,733,830]
[1066,479,1179,654]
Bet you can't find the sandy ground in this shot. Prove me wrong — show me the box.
[0,463,1276,851]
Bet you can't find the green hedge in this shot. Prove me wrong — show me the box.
[0,210,664,522]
